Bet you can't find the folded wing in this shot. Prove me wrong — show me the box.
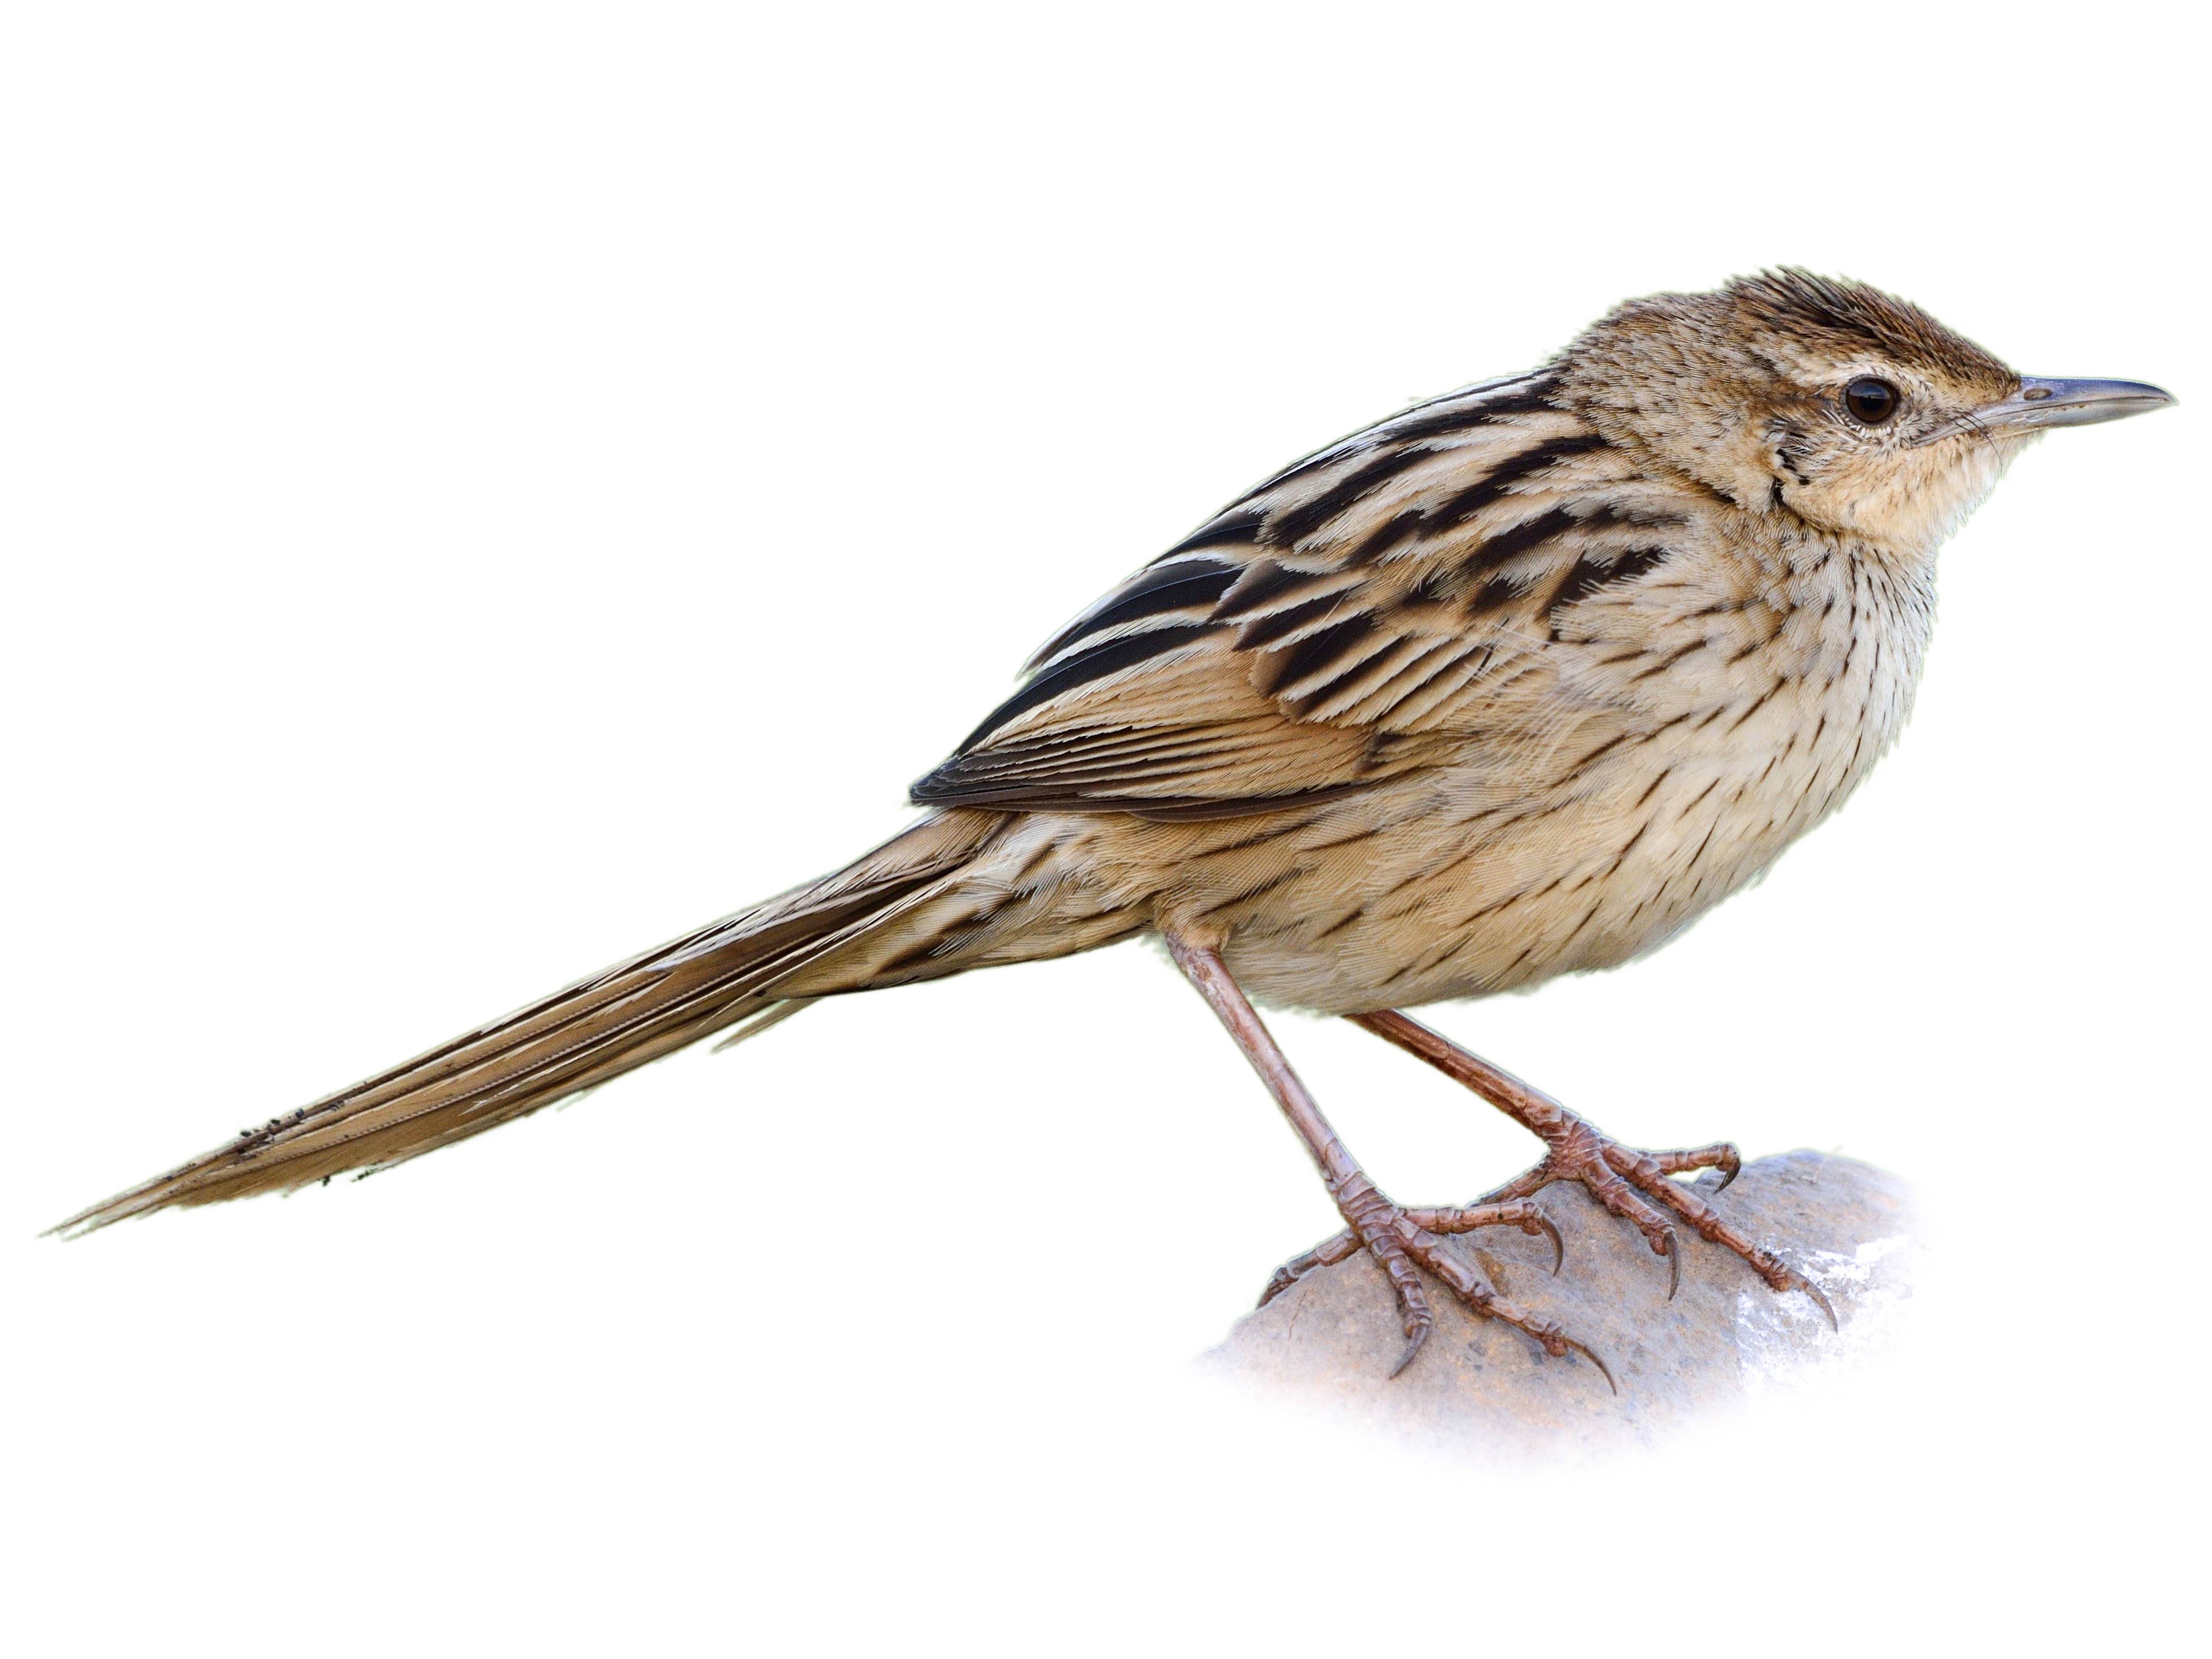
[911,370,1689,820]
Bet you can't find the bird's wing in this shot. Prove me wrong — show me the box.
[910,369,1693,819]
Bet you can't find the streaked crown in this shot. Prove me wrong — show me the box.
[1562,269,2024,548]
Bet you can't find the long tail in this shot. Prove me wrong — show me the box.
[57,810,1125,1236]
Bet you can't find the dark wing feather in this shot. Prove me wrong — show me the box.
[913,369,1691,817]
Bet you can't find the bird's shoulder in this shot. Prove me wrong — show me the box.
[911,368,1713,819]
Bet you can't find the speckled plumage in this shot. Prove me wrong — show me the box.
[62,272,2165,1265]
[883,271,2012,1010]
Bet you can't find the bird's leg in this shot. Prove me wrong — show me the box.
[1331,1009,1835,1327]
[1160,928,1608,1387]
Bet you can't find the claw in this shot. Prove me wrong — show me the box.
[1389,1322,1432,1379]
[1659,1226,1681,1300]
[1563,1336,1618,1395]
[1712,1145,1742,1193]
[1800,1277,1839,1332]
[1535,1211,1563,1276]
[1257,1229,1361,1307]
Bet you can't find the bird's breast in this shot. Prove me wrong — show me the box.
[1164,537,1938,1013]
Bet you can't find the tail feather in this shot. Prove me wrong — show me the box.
[54,812,1007,1236]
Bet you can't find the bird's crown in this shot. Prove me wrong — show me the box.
[1559,269,2030,549]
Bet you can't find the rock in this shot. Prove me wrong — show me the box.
[1198,1151,1914,1452]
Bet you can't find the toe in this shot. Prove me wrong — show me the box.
[1256,1226,1359,1306]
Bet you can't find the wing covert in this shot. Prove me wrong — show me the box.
[911,369,1692,818]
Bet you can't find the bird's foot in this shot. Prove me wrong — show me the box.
[1344,1012,1837,1331]
[1257,1171,1613,1388]
[1482,1117,1836,1327]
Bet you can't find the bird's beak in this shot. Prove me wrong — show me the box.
[1967,376,2177,437]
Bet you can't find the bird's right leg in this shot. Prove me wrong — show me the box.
[1339,1009,1837,1327]
[1161,926,1608,1386]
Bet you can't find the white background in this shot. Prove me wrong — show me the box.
[4,3,2204,1652]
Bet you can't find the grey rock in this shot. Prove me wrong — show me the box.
[1199,1151,1914,1453]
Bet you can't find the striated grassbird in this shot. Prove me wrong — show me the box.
[60,271,2173,1384]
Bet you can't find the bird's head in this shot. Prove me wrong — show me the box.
[1561,268,2172,553]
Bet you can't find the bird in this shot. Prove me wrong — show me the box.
[57,270,2173,1384]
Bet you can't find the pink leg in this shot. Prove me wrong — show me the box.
[1337,1009,1834,1328]
[1162,928,1609,1387]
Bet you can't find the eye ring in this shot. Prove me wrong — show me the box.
[1844,376,1901,425]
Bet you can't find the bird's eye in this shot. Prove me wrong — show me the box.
[1844,377,1901,425]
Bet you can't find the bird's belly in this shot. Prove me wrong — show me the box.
[1200,682,1895,1015]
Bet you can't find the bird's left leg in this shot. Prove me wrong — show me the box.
[1308,1009,1836,1326]
[1161,927,1607,1384]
